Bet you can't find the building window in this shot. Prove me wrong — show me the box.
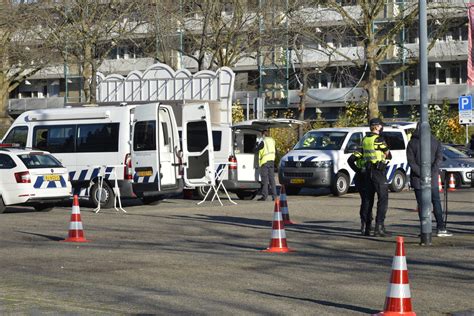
[438,68,446,84]
[450,65,460,84]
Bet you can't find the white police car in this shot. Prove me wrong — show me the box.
[0,144,72,213]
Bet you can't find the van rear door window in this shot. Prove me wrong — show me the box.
[76,123,119,152]
[186,121,209,152]
[134,121,156,151]
[212,131,222,151]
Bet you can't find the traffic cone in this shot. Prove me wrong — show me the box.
[261,197,293,253]
[62,195,90,243]
[374,236,416,316]
[279,185,295,225]
[448,173,456,192]
[438,174,443,193]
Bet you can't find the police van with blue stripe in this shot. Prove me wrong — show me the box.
[278,125,414,196]
[2,103,214,208]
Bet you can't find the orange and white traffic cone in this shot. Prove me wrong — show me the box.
[279,185,295,225]
[438,174,443,193]
[62,195,90,243]
[374,236,416,316]
[261,197,293,253]
[448,173,456,192]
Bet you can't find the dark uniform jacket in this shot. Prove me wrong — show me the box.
[406,125,443,190]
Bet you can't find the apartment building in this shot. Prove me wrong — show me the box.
[7,1,472,121]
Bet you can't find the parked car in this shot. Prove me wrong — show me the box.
[441,144,473,188]
[0,144,72,213]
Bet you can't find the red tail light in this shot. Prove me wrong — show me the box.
[124,153,132,180]
[229,156,237,170]
[15,171,31,183]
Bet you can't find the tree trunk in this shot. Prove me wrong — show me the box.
[0,74,11,122]
[367,80,380,119]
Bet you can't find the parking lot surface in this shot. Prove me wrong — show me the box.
[0,188,472,315]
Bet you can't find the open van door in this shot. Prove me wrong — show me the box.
[131,103,179,195]
[181,103,214,187]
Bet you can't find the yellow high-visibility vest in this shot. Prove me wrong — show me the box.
[259,137,276,166]
[362,134,385,164]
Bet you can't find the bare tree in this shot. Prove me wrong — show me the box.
[177,0,261,71]
[44,0,149,104]
[324,0,466,119]
[0,0,58,124]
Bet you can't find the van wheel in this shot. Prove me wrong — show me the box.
[453,173,462,188]
[236,190,257,200]
[34,204,54,212]
[389,170,406,192]
[331,172,349,196]
[90,182,114,209]
[285,186,301,195]
[196,186,213,200]
[0,197,6,214]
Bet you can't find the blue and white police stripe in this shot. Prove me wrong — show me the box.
[285,155,318,162]
[133,172,159,184]
[33,176,67,189]
[69,166,117,182]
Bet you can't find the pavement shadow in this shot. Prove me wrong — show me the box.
[249,289,380,314]
[17,231,64,241]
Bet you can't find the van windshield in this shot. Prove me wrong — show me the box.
[294,131,348,150]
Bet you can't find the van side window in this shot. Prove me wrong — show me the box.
[134,121,156,151]
[33,125,75,153]
[77,123,119,152]
[347,132,363,148]
[186,121,209,152]
[3,126,28,147]
[383,132,405,150]
[212,131,222,151]
[0,154,16,169]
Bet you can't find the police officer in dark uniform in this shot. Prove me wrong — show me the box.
[362,118,391,237]
[348,144,374,236]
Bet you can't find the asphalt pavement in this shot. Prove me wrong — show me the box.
[0,187,472,315]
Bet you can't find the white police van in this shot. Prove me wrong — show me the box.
[278,125,412,196]
[2,103,213,207]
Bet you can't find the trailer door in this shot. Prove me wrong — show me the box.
[182,103,214,187]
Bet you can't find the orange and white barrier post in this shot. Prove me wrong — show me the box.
[374,236,415,316]
[448,173,456,192]
[438,174,443,193]
[62,195,90,243]
[279,185,295,225]
[261,197,293,253]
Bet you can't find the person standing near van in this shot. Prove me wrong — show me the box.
[347,144,373,236]
[255,129,277,201]
[362,118,391,237]
[406,123,452,237]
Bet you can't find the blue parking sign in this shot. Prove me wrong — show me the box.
[459,95,472,111]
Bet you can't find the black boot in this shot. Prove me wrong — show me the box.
[381,224,391,237]
[360,222,366,235]
[364,223,371,236]
[374,224,386,237]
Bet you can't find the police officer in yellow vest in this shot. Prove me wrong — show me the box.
[347,144,374,236]
[362,118,392,237]
[255,129,277,201]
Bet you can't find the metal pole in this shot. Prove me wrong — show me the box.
[246,93,250,120]
[419,0,432,246]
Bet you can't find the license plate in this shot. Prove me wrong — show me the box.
[44,174,60,181]
[290,178,305,184]
[138,170,153,177]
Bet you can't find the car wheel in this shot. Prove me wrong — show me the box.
[285,186,301,195]
[141,196,164,205]
[90,181,114,209]
[0,197,6,214]
[236,190,258,200]
[331,172,349,196]
[389,170,406,192]
[34,204,54,212]
[196,185,213,200]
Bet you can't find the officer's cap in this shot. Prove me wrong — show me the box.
[369,118,383,126]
